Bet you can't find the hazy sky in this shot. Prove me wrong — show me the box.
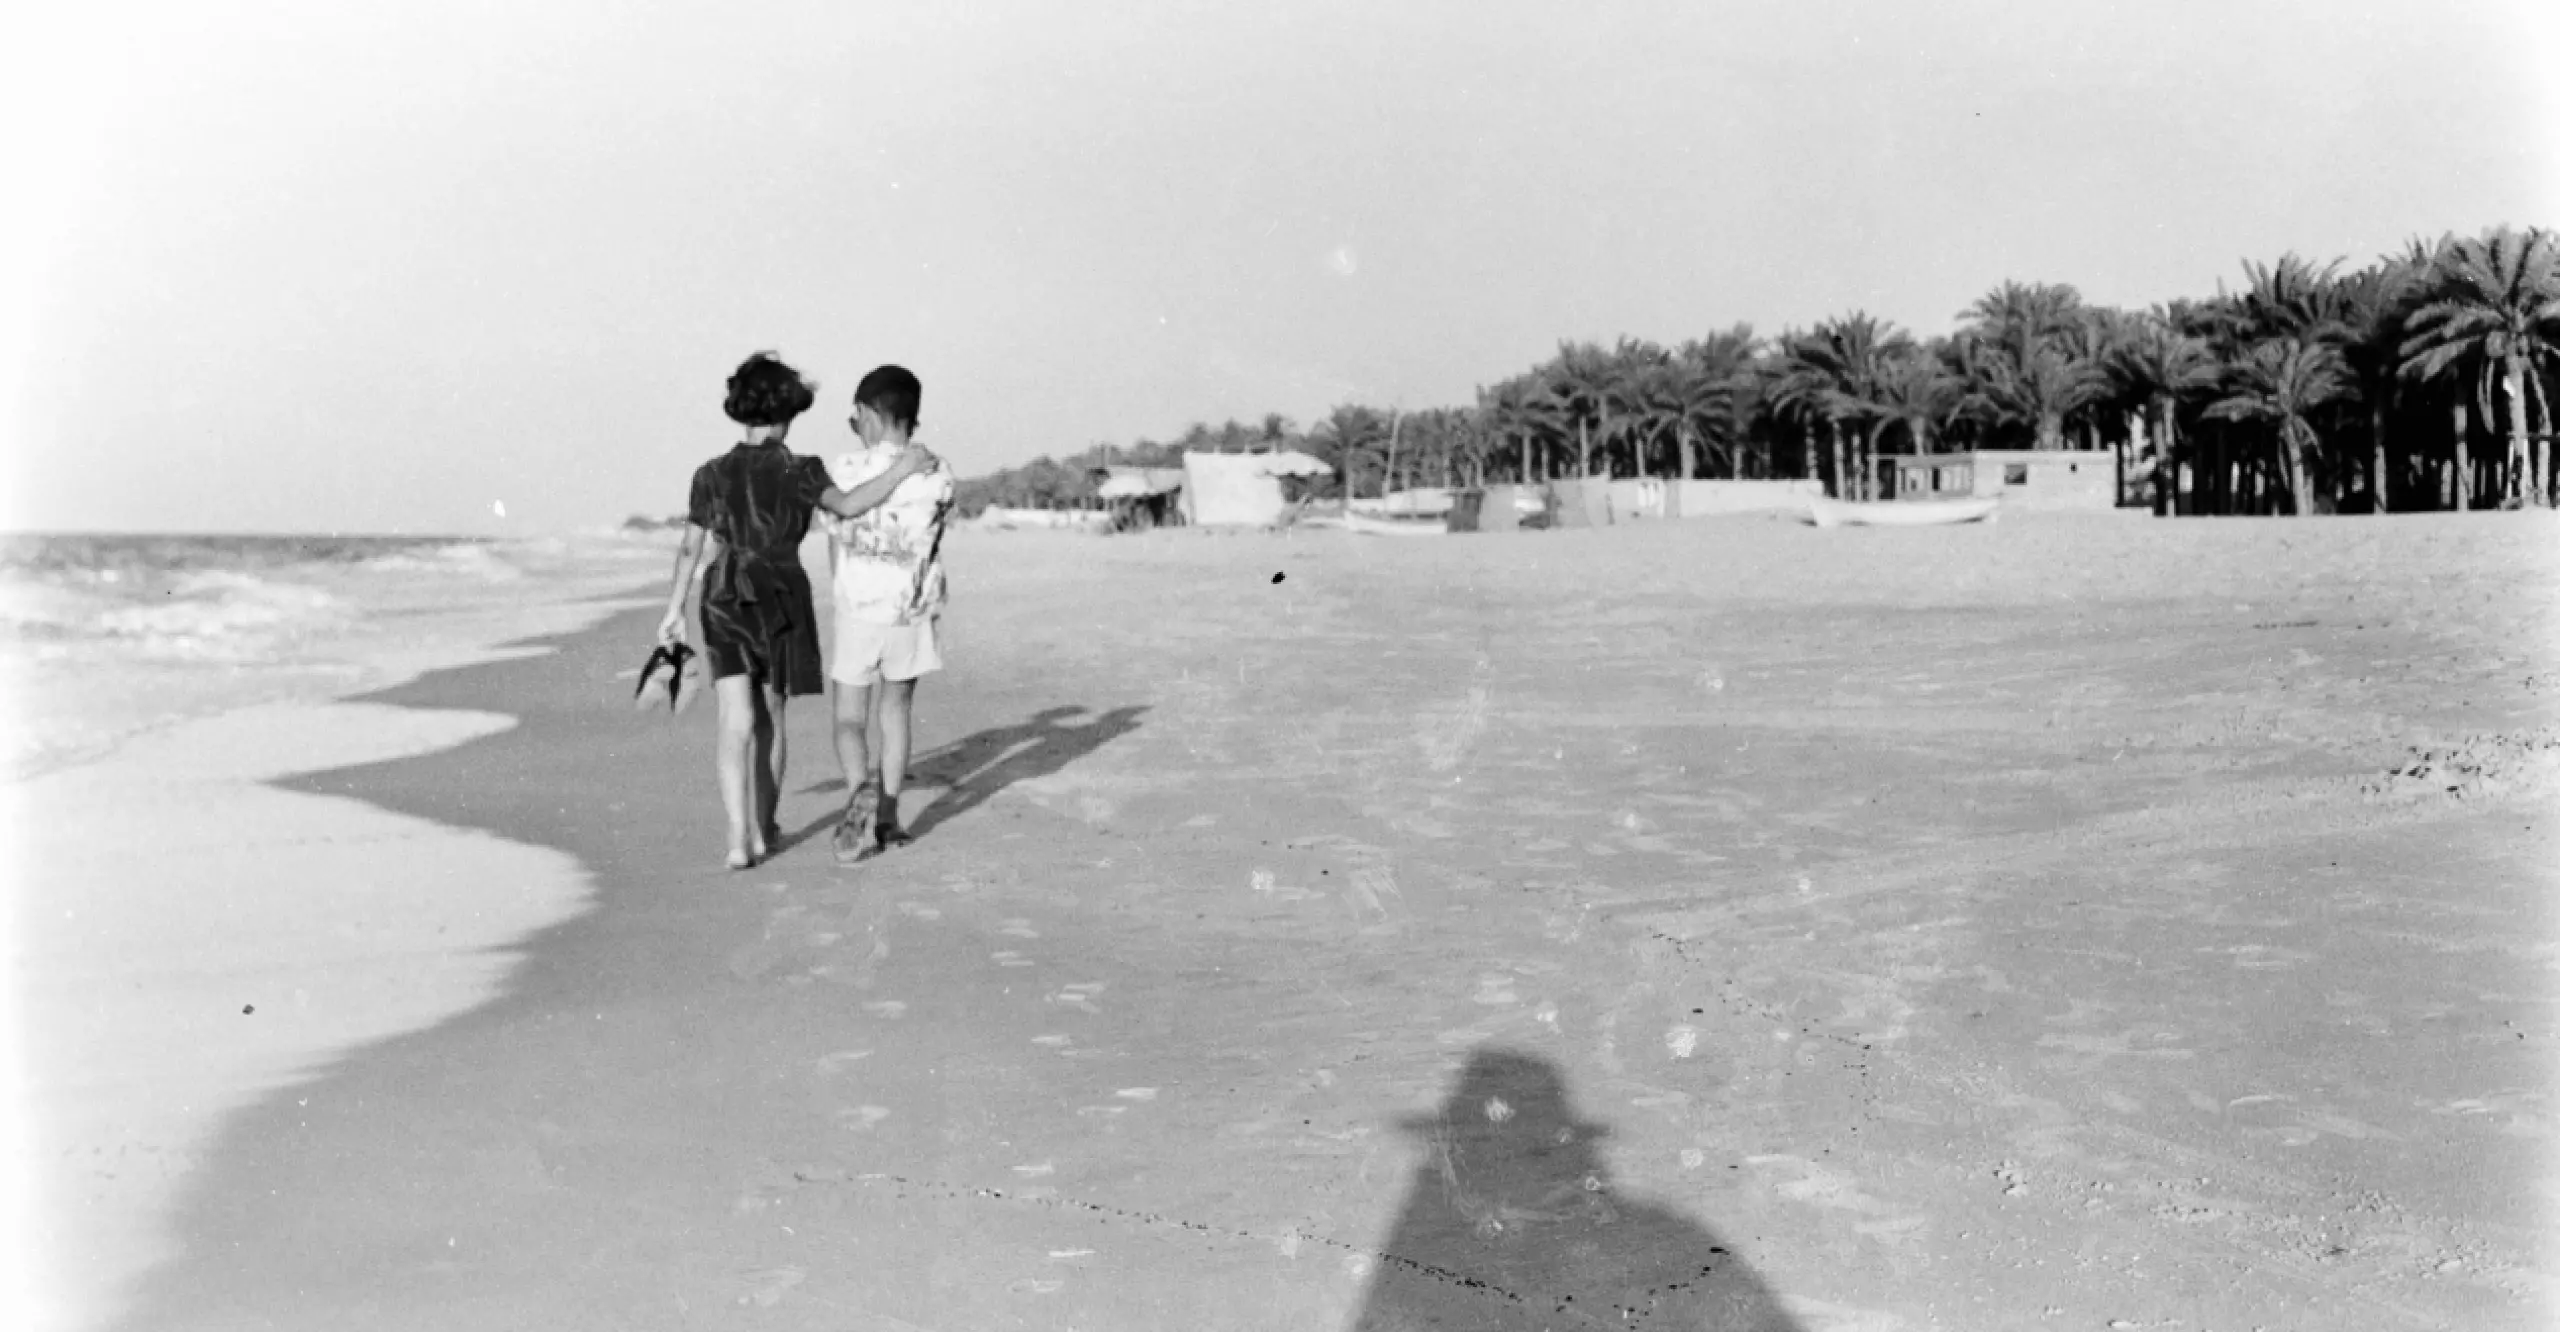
[7,0,2555,535]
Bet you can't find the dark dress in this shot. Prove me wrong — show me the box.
[687,442,831,695]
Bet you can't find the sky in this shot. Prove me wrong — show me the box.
[5,0,2555,535]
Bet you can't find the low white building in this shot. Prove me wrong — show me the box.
[1886,449,2123,511]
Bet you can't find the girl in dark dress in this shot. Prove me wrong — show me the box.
[656,354,937,869]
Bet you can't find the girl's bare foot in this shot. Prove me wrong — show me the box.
[725,847,757,871]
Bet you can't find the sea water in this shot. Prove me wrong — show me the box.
[0,530,675,777]
[1,528,676,1331]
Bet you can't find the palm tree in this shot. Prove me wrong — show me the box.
[1957,282,2107,450]
[2110,317,2218,514]
[1869,343,1960,466]
[1984,340,2108,452]
[1314,403,1386,500]
[1965,280,2087,355]
[2400,226,2560,508]
[1672,326,1758,479]
[1761,332,1837,491]
[2333,245,2431,511]
[1792,313,1911,498]
[1546,341,1617,479]
[2207,337,2352,515]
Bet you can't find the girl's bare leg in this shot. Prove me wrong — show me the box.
[714,675,759,867]
[753,684,787,853]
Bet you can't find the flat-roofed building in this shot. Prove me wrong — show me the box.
[1884,449,2124,511]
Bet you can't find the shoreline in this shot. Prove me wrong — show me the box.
[7,563,661,1331]
[22,512,2560,1330]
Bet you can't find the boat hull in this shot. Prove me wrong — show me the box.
[1342,511,1449,537]
[1807,496,2000,528]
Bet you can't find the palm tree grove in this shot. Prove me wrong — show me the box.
[959,225,2560,519]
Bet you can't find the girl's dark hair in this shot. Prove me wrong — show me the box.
[854,364,923,431]
[725,353,816,427]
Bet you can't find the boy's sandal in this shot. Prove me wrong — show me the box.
[833,783,880,865]
[876,794,913,848]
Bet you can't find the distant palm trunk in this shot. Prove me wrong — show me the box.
[1677,425,1696,481]
[2370,400,2389,513]
[1825,418,1845,499]
[1799,421,1818,484]
[2284,422,2316,516]
[2507,357,2545,508]
[1383,410,1402,502]
[2452,401,2472,511]
[1577,415,1594,478]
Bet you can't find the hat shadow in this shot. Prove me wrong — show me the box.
[1348,1048,1803,1332]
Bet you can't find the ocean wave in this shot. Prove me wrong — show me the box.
[359,543,526,580]
[35,571,352,663]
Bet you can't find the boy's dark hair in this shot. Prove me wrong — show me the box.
[725,353,816,427]
[854,365,923,431]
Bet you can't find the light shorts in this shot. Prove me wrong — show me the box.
[829,616,943,687]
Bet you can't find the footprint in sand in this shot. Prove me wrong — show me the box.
[1471,974,1519,1005]
[838,1105,892,1131]
[991,951,1036,967]
[1666,1025,1701,1059]
[862,1000,908,1018]
[1032,1034,1074,1047]
[1012,1162,1055,1177]
[735,1266,805,1308]
[814,1050,873,1074]
[1115,1087,1159,1101]
[896,901,942,920]
[999,918,1040,938]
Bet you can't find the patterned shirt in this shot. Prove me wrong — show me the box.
[821,444,955,626]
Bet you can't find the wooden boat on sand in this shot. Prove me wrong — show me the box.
[1807,496,2000,529]
[1342,510,1450,537]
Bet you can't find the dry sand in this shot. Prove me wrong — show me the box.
[31,510,2560,1329]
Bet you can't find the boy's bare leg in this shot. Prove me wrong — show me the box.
[713,676,760,868]
[877,678,917,846]
[831,681,880,862]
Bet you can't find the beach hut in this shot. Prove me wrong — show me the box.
[1545,479,1613,529]
[1179,450,1331,527]
[1092,466,1187,531]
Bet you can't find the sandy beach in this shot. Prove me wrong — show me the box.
[17,510,2558,1330]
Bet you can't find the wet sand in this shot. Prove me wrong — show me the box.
[82,511,2560,1329]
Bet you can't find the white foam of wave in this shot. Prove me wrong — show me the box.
[90,572,351,661]
[6,701,596,1332]
[3,532,667,779]
[357,543,526,580]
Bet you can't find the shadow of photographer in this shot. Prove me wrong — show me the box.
[1350,1048,1802,1332]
